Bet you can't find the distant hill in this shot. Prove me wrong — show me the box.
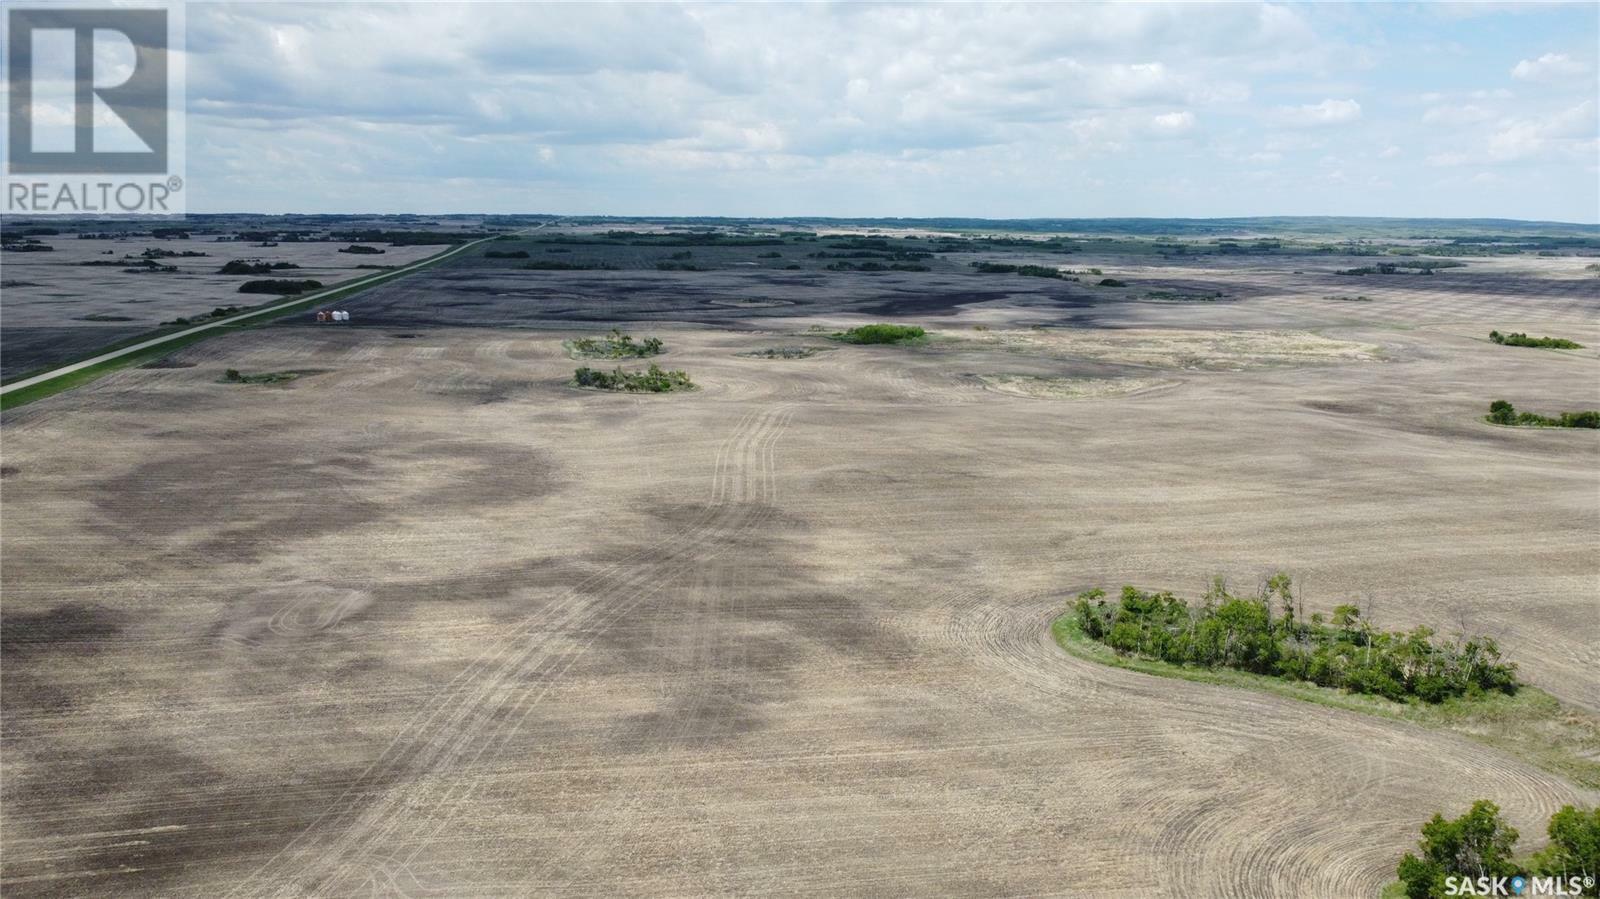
[551,215,1600,239]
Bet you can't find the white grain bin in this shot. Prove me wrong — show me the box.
[335,310,349,322]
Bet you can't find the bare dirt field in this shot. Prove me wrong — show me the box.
[2,245,1597,897]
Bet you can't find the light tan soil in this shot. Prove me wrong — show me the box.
[2,255,1596,897]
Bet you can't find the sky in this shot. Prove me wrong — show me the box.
[171,2,1600,221]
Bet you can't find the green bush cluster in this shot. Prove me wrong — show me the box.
[1487,400,1600,429]
[140,248,207,259]
[483,249,530,259]
[1339,260,1458,275]
[1072,575,1517,703]
[238,278,323,295]
[969,261,1072,279]
[1397,801,1599,898]
[222,368,298,384]
[218,259,298,275]
[569,329,664,359]
[1489,330,1583,349]
[572,363,694,393]
[833,324,927,344]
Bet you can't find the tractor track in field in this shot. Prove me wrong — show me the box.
[228,404,796,898]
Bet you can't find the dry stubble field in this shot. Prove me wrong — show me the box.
[2,251,1597,897]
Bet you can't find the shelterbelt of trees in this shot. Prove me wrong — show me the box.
[1489,330,1583,350]
[1487,401,1600,429]
[1071,575,1517,704]
[1395,801,1599,899]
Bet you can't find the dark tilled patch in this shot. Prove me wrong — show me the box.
[89,428,562,564]
[857,289,1020,316]
[0,743,399,897]
[1,603,130,657]
[0,325,150,379]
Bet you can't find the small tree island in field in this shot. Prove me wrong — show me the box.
[566,328,665,359]
[1070,575,1517,703]
[1489,330,1583,350]
[832,324,926,345]
[572,363,694,393]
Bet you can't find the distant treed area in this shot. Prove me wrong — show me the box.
[4,213,1598,388]
[462,226,1600,275]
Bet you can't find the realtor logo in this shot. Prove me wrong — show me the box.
[4,4,185,213]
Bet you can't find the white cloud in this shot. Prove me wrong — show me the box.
[1278,98,1362,127]
[1487,100,1596,161]
[1422,104,1493,125]
[1149,111,1197,135]
[159,2,1600,221]
[1487,122,1546,161]
[1511,52,1589,81]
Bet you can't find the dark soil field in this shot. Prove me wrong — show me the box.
[0,234,447,379]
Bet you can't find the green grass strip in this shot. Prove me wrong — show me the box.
[1051,613,1600,789]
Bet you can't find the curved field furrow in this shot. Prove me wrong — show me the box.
[388,410,796,892]
[227,404,797,897]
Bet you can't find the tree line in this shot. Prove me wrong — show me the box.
[1489,330,1583,349]
[238,279,323,295]
[969,261,1074,279]
[1396,801,1598,898]
[1487,401,1600,429]
[1071,575,1517,703]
